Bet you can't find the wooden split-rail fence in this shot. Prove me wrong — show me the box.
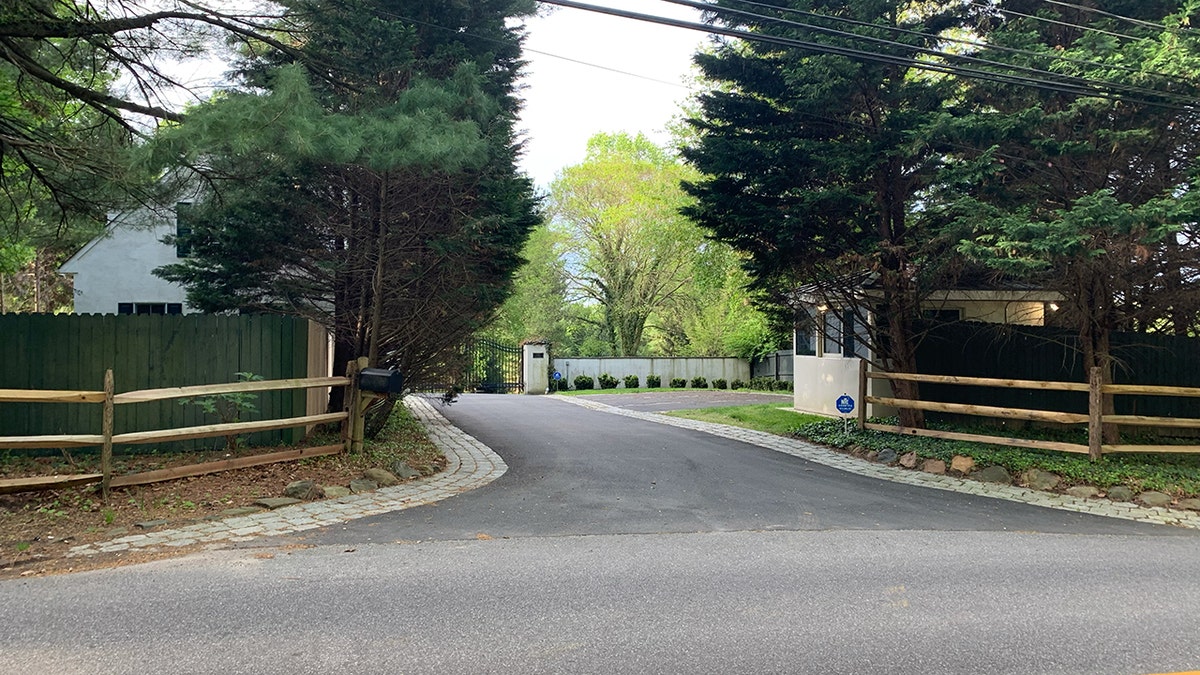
[858,364,1200,459]
[0,359,381,497]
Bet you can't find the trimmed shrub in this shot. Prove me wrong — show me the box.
[574,375,594,390]
[730,379,745,390]
[646,374,661,388]
[670,378,687,388]
[598,373,619,389]
[690,376,708,389]
[712,378,728,390]
[623,375,639,389]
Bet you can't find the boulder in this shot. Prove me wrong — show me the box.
[950,455,975,476]
[921,459,947,475]
[1021,469,1062,491]
[323,486,352,499]
[974,466,1012,484]
[284,480,324,501]
[875,449,898,464]
[899,452,918,469]
[1106,486,1135,502]
[1137,491,1173,508]
[1176,498,1200,511]
[865,451,879,462]
[1065,486,1100,499]
[349,479,379,494]
[390,461,421,480]
[363,468,400,487]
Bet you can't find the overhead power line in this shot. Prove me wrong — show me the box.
[657,0,1188,107]
[536,0,1199,109]
[716,0,1192,86]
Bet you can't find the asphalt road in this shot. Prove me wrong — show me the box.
[3,393,1198,674]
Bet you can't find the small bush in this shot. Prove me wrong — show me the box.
[670,378,687,388]
[624,375,640,389]
[646,375,661,388]
[690,376,708,389]
[574,375,594,390]
[712,378,728,390]
[775,380,793,392]
[730,379,745,390]
[598,373,619,389]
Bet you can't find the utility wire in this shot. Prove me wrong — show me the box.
[1041,0,1178,31]
[538,0,1198,109]
[968,1,1148,42]
[715,0,1192,85]
[658,0,1191,106]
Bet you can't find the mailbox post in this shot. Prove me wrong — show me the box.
[346,357,404,453]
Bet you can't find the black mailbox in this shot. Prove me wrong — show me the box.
[359,368,404,394]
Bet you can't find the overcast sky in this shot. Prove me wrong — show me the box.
[516,1,708,188]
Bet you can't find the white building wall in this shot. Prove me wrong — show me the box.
[59,208,192,315]
[552,357,751,387]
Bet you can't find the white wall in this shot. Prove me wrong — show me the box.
[792,355,894,418]
[553,357,751,387]
[59,207,192,315]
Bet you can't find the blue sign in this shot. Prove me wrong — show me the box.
[835,394,855,414]
[552,371,562,381]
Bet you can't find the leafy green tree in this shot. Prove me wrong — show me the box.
[683,0,973,426]
[549,132,704,356]
[153,1,541,395]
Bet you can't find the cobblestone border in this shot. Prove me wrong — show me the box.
[67,396,507,557]
[555,395,1200,530]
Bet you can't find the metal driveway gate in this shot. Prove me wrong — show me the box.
[466,338,524,393]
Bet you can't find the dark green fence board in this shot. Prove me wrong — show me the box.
[0,314,315,454]
[915,322,1200,421]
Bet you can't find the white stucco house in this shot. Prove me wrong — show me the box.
[59,202,196,315]
[792,274,1061,418]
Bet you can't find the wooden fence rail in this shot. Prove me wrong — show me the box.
[859,364,1200,459]
[0,370,355,496]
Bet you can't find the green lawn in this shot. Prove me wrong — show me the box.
[662,403,1200,498]
[664,404,825,436]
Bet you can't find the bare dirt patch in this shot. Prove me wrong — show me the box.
[0,403,443,578]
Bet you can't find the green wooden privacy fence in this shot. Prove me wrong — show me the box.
[914,322,1200,421]
[0,314,328,452]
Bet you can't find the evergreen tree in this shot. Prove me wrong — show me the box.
[154,1,541,394]
[683,0,973,426]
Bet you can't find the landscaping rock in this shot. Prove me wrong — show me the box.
[1065,486,1100,499]
[950,455,975,476]
[390,461,421,480]
[363,468,400,487]
[899,452,918,469]
[875,449,897,464]
[974,466,1012,484]
[1177,498,1200,511]
[921,459,947,475]
[219,507,263,518]
[1021,469,1062,491]
[1106,486,1135,502]
[1137,491,1173,508]
[284,480,324,501]
[135,520,169,530]
[323,486,352,499]
[254,497,302,510]
[865,451,879,462]
[349,479,378,494]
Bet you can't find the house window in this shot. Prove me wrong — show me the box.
[118,302,183,315]
[822,310,841,356]
[175,202,194,258]
[821,308,869,358]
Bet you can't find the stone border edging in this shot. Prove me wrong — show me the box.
[554,395,1200,530]
[67,396,507,557]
